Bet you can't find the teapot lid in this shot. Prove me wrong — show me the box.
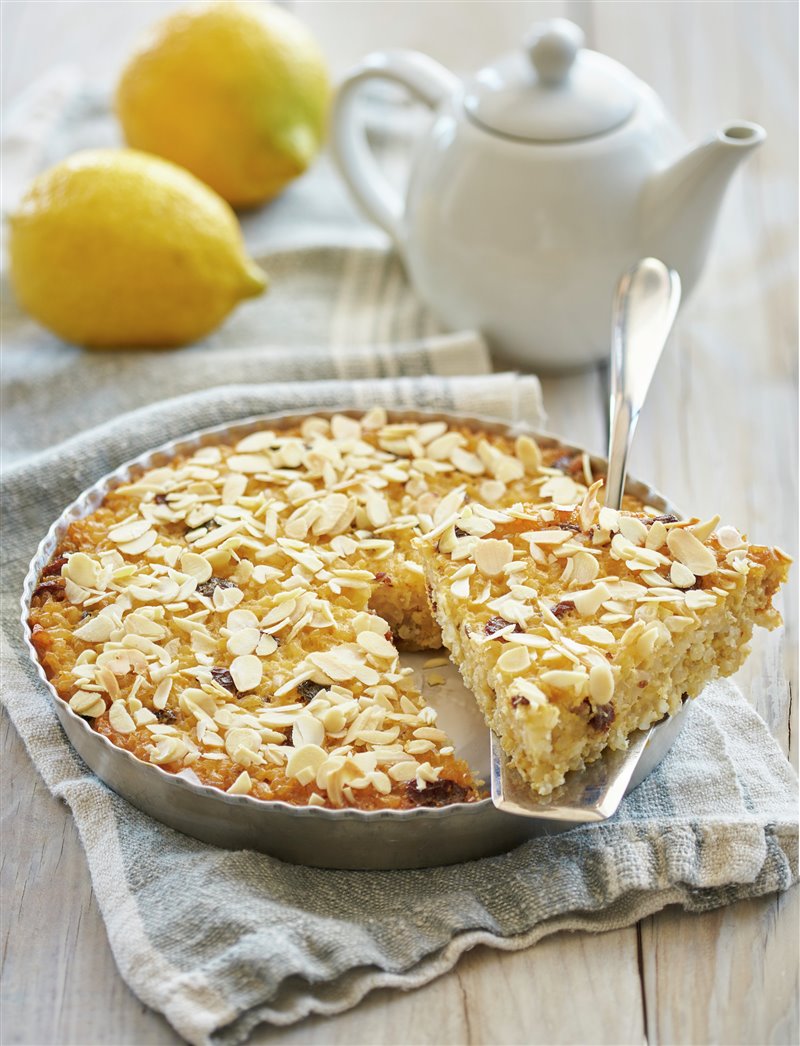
[463,19,637,142]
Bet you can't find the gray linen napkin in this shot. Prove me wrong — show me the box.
[2,380,797,1046]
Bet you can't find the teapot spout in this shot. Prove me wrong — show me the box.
[642,122,765,290]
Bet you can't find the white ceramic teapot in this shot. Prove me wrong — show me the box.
[332,19,764,370]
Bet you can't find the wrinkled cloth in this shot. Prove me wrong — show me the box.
[1,76,797,1046]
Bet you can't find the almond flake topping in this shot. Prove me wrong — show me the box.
[540,669,588,694]
[227,628,261,656]
[69,690,106,717]
[73,615,116,643]
[527,530,572,546]
[474,538,514,578]
[230,655,263,692]
[689,515,721,543]
[63,552,101,589]
[670,561,696,588]
[356,631,397,660]
[292,714,325,749]
[37,408,783,813]
[109,700,136,734]
[619,516,649,546]
[450,447,485,476]
[226,454,272,474]
[667,528,718,577]
[717,525,745,550]
[227,771,253,795]
[588,663,614,704]
[515,435,542,474]
[646,521,668,550]
[571,583,611,617]
[108,519,151,544]
[180,552,213,582]
[578,625,616,646]
[496,646,531,673]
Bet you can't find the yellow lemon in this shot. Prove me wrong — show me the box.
[116,1,330,207]
[8,148,267,348]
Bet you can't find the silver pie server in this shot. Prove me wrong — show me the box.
[491,258,682,819]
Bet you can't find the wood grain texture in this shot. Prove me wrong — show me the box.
[1,1,797,1044]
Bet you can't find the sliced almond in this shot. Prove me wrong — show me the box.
[331,414,362,441]
[588,663,615,704]
[224,727,261,761]
[286,743,329,783]
[149,736,188,765]
[256,633,278,657]
[670,561,696,589]
[356,631,396,660]
[598,507,620,533]
[292,714,325,749]
[450,447,485,476]
[515,434,542,474]
[578,625,616,646]
[365,490,391,528]
[109,700,136,734]
[646,520,668,550]
[108,518,151,545]
[227,628,261,656]
[308,650,355,683]
[527,529,572,546]
[716,525,745,550]
[230,655,263,692]
[578,479,603,532]
[474,538,514,577]
[227,771,253,795]
[571,550,600,585]
[434,487,467,526]
[117,530,157,556]
[688,515,721,543]
[685,590,718,610]
[68,690,106,718]
[540,475,583,505]
[509,678,547,707]
[63,552,99,589]
[496,646,531,673]
[180,552,213,583]
[572,582,611,616]
[540,669,589,694]
[667,528,718,577]
[618,516,649,546]
[227,454,272,473]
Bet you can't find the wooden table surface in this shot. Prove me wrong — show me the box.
[2,2,797,1043]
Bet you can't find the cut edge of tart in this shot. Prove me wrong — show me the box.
[417,480,791,796]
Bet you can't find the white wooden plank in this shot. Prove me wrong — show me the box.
[0,712,180,1045]
[640,889,800,1046]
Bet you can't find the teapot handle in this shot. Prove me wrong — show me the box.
[332,51,458,250]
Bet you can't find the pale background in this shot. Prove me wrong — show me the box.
[2,1,798,1044]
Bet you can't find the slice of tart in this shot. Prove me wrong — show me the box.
[418,481,791,796]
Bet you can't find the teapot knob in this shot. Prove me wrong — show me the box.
[526,18,585,86]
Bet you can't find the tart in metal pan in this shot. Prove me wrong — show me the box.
[22,409,689,870]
